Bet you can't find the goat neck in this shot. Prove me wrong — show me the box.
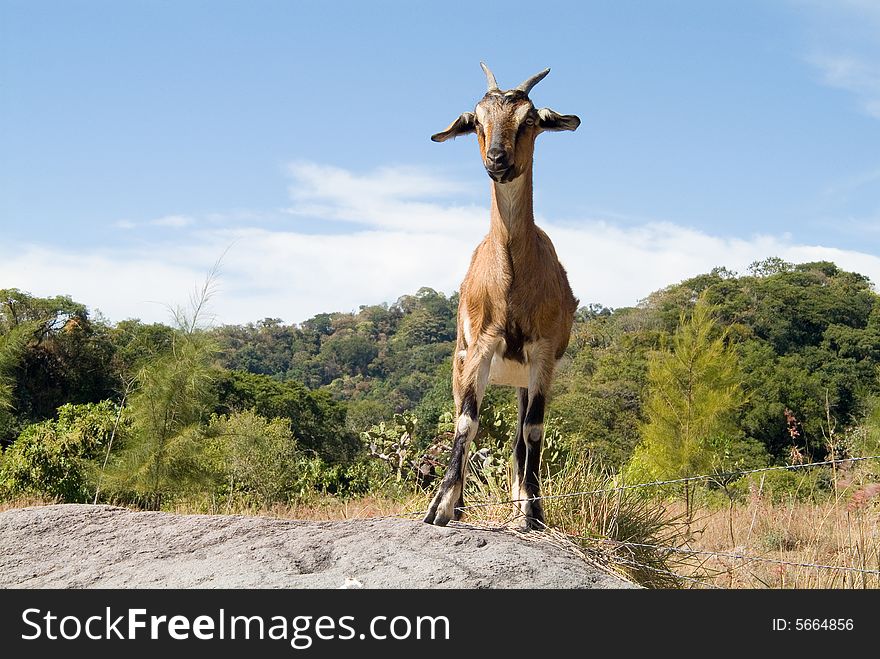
[489,165,535,247]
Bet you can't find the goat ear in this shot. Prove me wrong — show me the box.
[536,108,581,132]
[431,112,476,142]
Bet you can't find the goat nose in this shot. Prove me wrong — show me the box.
[486,147,507,166]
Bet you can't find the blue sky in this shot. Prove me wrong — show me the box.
[1,0,879,324]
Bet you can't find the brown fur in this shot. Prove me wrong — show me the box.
[454,93,577,408]
[454,174,578,404]
[424,69,579,529]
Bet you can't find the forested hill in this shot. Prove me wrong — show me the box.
[1,258,878,507]
[212,258,880,463]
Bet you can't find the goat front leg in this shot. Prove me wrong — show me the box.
[512,346,553,530]
[424,345,493,526]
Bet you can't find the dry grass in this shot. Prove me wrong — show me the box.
[680,497,880,588]
[0,493,419,521]
[0,496,54,512]
[442,458,690,587]
[169,493,420,521]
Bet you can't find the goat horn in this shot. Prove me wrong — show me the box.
[515,68,550,95]
[480,62,499,92]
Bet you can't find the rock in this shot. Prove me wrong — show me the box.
[0,504,635,589]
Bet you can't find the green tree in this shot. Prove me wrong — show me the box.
[318,329,378,378]
[0,401,121,502]
[633,262,879,459]
[104,275,221,509]
[215,370,357,463]
[748,256,793,278]
[627,295,747,522]
[0,322,37,442]
[206,410,317,506]
[106,328,217,509]
[551,331,649,468]
[0,289,119,439]
[109,319,176,374]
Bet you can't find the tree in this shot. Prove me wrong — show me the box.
[0,401,121,502]
[0,289,119,439]
[109,320,176,374]
[0,322,36,444]
[633,262,879,460]
[214,370,358,463]
[103,276,221,510]
[105,328,218,509]
[551,333,649,468]
[206,410,311,506]
[318,330,378,378]
[627,295,748,522]
[748,256,793,278]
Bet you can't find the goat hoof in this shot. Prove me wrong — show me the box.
[423,502,452,526]
[519,516,545,532]
[432,514,451,527]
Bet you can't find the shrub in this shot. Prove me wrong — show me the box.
[543,458,688,588]
[739,468,829,504]
[205,410,342,506]
[0,401,121,502]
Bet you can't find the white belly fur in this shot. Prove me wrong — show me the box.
[486,341,563,389]
[488,353,530,388]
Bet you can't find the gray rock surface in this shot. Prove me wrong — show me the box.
[0,504,635,588]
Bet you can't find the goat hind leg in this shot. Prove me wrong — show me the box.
[511,386,529,520]
[521,388,547,530]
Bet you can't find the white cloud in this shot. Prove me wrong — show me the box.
[109,214,198,231]
[0,243,207,323]
[550,221,880,306]
[822,168,880,200]
[810,54,880,119]
[151,214,195,229]
[285,161,482,233]
[112,219,137,230]
[798,1,880,118]
[3,164,879,325]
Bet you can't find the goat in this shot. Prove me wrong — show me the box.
[423,63,580,529]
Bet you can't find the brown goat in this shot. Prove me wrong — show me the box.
[423,63,580,529]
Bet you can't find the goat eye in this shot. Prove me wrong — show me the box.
[525,117,535,126]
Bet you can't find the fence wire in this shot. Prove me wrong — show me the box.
[609,556,725,589]
[580,536,880,577]
[397,453,880,581]
[450,454,880,513]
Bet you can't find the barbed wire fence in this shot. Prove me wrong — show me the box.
[392,454,880,589]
